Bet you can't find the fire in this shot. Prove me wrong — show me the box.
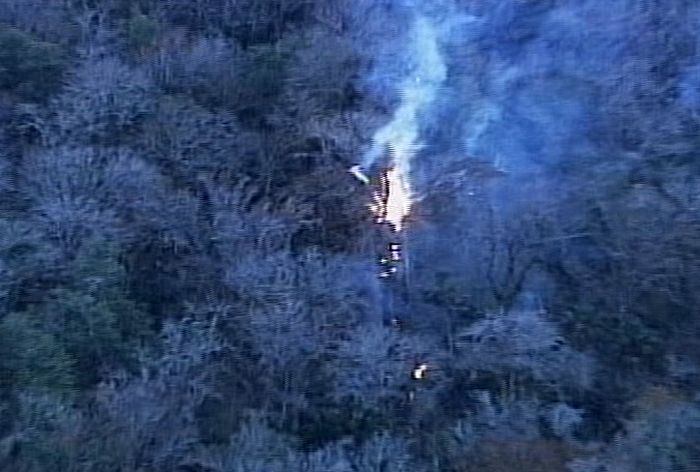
[412,363,429,380]
[369,190,386,224]
[351,163,411,279]
[367,167,412,232]
[385,167,411,232]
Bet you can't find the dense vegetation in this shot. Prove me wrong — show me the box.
[0,1,699,471]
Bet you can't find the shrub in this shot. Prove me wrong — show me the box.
[0,312,76,393]
[49,56,155,145]
[0,26,65,101]
[127,9,158,56]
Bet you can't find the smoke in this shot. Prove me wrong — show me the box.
[356,3,475,179]
[361,16,446,174]
[352,0,700,315]
[356,0,696,183]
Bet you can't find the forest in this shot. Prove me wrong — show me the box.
[0,0,699,471]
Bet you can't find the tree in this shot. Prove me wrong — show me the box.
[352,432,424,472]
[460,439,577,472]
[0,26,66,102]
[0,0,75,44]
[331,324,420,409]
[23,145,165,254]
[455,310,596,398]
[88,318,224,471]
[0,151,12,199]
[139,95,248,186]
[280,26,361,117]
[47,55,156,146]
[436,394,581,471]
[149,35,243,110]
[247,292,319,428]
[0,312,76,393]
[0,318,224,472]
[126,7,159,57]
[0,218,61,312]
[25,242,152,387]
[0,392,86,472]
[189,412,297,472]
[568,401,700,472]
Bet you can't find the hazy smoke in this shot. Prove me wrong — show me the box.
[361,15,447,176]
[351,0,700,316]
[351,0,700,314]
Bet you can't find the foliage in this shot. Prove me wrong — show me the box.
[0,1,699,471]
[48,55,155,145]
[31,243,152,387]
[139,95,247,185]
[0,26,65,101]
[0,313,76,393]
[23,145,163,259]
[0,0,76,44]
[127,8,158,55]
[455,310,596,394]
[569,401,700,472]
[150,34,292,116]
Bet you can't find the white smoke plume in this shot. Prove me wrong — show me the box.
[361,15,448,179]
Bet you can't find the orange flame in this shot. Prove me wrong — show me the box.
[368,167,411,232]
[385,167,411,232]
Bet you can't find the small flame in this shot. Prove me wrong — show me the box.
[349,165,370,185]
[412,363,429,380]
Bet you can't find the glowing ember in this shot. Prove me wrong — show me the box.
[412,363,429,380]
